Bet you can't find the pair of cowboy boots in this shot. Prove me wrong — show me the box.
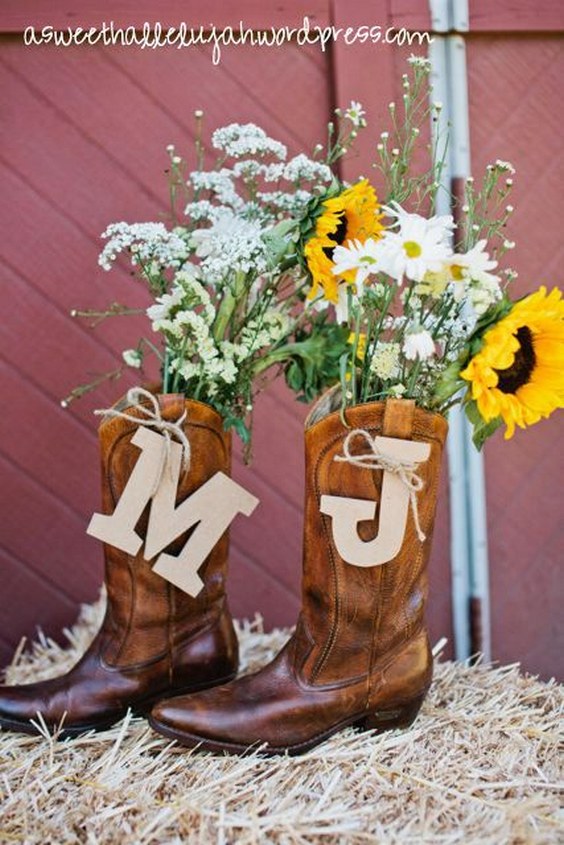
[0,389,447,754]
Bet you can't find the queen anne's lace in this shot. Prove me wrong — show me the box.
[99,223,188,272]
[211,123,287,160]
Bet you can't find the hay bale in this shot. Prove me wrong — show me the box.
[1,597,562,844]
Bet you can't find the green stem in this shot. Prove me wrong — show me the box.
[251,342,303,376]
[405,360,423,398]
[213,271,246,343]
[163,346,171,393]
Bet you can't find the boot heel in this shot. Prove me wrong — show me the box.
[357,694,425,732]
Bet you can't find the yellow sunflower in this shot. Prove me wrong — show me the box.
[460,286,564,438]
[305,179,383,303]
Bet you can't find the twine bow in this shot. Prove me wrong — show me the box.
[94,387,191,495]
[334,429,427,542]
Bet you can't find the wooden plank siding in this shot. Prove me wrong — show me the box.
[0,15,341,667]
[465,32,564,678]
[391,0,564,32]
[0,1,561,680]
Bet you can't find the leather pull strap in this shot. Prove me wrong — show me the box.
[382,399,415,439]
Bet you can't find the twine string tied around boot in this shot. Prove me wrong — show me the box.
[334,428,427,542]
[94,387,191,496]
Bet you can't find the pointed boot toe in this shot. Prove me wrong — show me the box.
[0,683,44,734]
[149,683,243,750]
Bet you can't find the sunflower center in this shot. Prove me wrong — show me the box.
[403,240,422,258]
[495,326,536,394]
[323,212,349,260]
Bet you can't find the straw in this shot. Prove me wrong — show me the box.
[1,594,562,844]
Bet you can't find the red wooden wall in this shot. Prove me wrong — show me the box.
[0,1,562,679]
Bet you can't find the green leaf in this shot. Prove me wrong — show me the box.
[472,416,504,450]
[464,400,503,450]
[280,319,350,402]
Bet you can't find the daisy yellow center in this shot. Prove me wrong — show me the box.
[403,240,422,258]
[450,264,465,281]
[494,326,536,394]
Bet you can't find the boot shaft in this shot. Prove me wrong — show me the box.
[299,395,448,686]
[97,393,232,668]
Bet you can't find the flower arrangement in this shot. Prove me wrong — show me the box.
[66,111,366,444]
[278,56,563,446]
[68,56,563,448]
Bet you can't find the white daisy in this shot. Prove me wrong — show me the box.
[447,240,499,292]
[377,209,452,282]
[403,329,436,361]
[331,238,381,293]
[446,240,501,313]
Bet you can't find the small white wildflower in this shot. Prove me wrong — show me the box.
[166,144,175,153]
[380,131,389,140]
[407,54,431,69]
[433,101,443,111]
[377,143,384,152]
[503,239,516,250]
[466,176,474,184]
[462,205,469,213]
[98,222,188,272]
[344,100,366,128]
[172,155,182,165]
[60,399,69,408]
[191,210,269,284]
[495,159,516,174]
[257,189,312,214]
[122,349,142,368]
[505,205,514,213]
[472,224,480,232]
[389,383,407,398]
[392,148,400,157]
[194,109,204,118]
[388,102,396,111]
[403,329,435,361]
[189,168,243,211]
[283,154,332,183]
[211,123,287,161]
[506,178,513,187]
[370,342,401,380]
[146,286,185,324]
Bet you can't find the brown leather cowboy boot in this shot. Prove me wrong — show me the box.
[149,394,447,755]
[0,393,239,737]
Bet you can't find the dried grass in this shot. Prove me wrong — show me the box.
[1,597,562,844]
